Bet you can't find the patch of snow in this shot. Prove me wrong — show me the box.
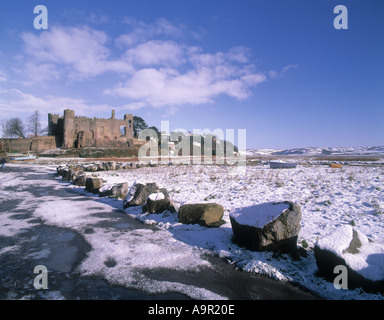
[316,225,354,256]
[148,192,165,201]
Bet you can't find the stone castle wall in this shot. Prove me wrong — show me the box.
[0,136,56,153]
[49,109,134,149]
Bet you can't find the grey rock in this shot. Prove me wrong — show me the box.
[73,174,88,187]
[111,182,129,198]
[84,164,98,172]
[178,203,224,227]
[142,188,175,214]
[123,182,160,209]
[229,201,301,256]
[85,177,103,194]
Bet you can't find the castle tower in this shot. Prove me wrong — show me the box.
[63,109,75,148]
[124,114,134,139]
[48,113,60,136]
[111,109,115,119]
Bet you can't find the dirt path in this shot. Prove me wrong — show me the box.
[0,164,319,300]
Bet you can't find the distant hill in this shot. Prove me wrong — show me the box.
[246,146,384,156]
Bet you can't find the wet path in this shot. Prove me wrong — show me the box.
[0,164,318,300]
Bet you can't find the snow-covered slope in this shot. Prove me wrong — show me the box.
[247,146,384,156]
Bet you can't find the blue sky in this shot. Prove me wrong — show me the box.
[0,0,383,149]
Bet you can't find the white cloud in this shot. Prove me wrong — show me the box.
[20,26,132,81]
[105,45,268,107]
[105,62,267,108]
[16,19,280,112]
[124,40,185,67]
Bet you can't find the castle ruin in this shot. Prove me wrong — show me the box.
[48,109,134,149]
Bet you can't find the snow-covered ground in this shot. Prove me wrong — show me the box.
[62,161,384,300]
[1,159,383,300]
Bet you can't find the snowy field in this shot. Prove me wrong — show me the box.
[61,159,384,300]
[1,159,383,300]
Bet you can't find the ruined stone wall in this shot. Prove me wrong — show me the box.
[51,109,134,149]
[30,136,57,152]
[0,136,56,153]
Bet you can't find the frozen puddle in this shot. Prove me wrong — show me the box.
[21,227,88,273]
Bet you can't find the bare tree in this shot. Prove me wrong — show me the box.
[6,118,26,138]
[1,118,9,138]
[28,110,42,137]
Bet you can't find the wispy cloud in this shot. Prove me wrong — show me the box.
[268,64,298,79]
[0,70,8,82]
[16,18,281,111]
[116,17,185,46]
[0,87,120,120]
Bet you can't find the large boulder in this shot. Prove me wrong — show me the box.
[142,189,176,214]
[57,165,85,182]
[229,201,302,256]
[314,225,384,293]
[83,164,98,172]
[123,182,161,209]
[85,177,103,194]
[102,161,116,171]
[73,174,89,187]
[56,165,67,177]
[111,182,129,198]
[99,182,129,198]
[178,203,224,227]
[61,168,73,182]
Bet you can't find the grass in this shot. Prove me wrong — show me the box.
[39,147,139,158]
[372,200,383,215]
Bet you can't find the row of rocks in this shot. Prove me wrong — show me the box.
[56,165,225,227]
[56,161,139,181]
